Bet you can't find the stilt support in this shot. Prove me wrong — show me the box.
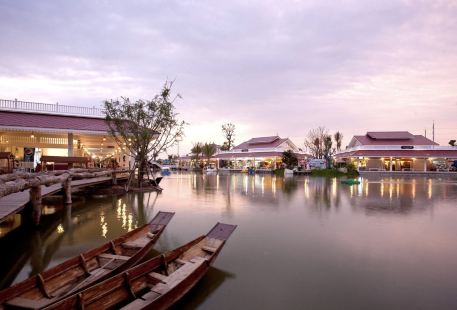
[30,185,42,225]
[63,177,72,204]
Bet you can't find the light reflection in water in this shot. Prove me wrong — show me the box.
[56,224,64,234]
[428,178,433,199]
[2,173,457,309]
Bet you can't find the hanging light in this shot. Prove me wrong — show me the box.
[30,132,35,139]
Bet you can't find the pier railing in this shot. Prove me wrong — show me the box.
[0,98,105,118]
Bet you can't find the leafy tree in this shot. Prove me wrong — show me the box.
[191,142,203,167]
[282,150,298,169]
[334,131,343,151]
[221,123,236,150]
[323,134,334,168]
[202,142,217,165]
[449,140,456,146]
[104,81,185,188]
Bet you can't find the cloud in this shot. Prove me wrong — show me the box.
[0,0,456,153]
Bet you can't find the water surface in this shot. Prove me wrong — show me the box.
[1,173,457,309]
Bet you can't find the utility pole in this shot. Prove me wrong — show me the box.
[424,128,427,138]
[432,121,435,142]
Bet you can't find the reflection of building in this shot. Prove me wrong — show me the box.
[342,177,442,214]
[336,131,457,173]
[0,99,132,171]
[215,136,308,171]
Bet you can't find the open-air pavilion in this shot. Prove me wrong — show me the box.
[0,99,132,172]
[335,131,457,173]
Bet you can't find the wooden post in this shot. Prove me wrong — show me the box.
[112,170,117,185]
[63,177,72,204]
[68,132,74,157]
[30,185,42,225]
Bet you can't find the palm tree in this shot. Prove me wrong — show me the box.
[191,142,203,167]
[202,142,217,165]
[334,131,343,151]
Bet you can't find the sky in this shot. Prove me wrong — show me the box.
[0,0,456,155]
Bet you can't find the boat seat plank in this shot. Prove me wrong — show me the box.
[98,253,130,260]
[121,237,150,249]
[66,266,111,295]
[151,258,206,295]
[142,291,161,301]
[5,297,55,309]
[147,232,155,239]
[175,258,187,264]
[201,245,217,253]
[148,272,168,283]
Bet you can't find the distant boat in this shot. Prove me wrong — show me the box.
[45,223,237,310]
[341,179,360,185]
[0,212,175,309]
[204,165,217,173]
[284,168,294,175]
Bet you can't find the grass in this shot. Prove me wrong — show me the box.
[311,168,359,178]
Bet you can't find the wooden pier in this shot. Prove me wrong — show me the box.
[0,169,129,224]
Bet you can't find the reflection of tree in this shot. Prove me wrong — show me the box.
[283,177,298,197]
[222,175,234,218]
[312,178,332,210]
[302,177,346,216]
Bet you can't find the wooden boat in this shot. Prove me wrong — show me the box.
[341,179,361,185]
[0,211,175,309]
[45,222,237,310]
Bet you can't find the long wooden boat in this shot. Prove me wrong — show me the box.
[0,211,175,309]
[45,222,237,310]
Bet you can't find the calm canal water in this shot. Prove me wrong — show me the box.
[1,172,457,309]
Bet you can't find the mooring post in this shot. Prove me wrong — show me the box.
[112,170,117,185]
[63,177,72,204]
[30,185,42,225]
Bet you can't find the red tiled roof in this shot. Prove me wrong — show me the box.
[215,151,307,159]
[366,131,413,140]
[0,111,110,132]
[336,150,457,158]
[354,133,437,146]
[233,136,288,150]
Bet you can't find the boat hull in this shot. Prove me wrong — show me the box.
[0,211,175,309]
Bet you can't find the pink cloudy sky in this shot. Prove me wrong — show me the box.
[0,0,456,155]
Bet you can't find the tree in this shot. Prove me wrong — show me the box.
[282,150,298,169]
[322,134,334,168]
[334,131,343,151]
[304,127,327,158]
[449,140,456,147]
[305,127,337,168]
[202,142,217,165]
[191,142,203,167]
[221,123,236,150]
[104,81,185,188]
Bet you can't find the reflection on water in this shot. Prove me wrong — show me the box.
[2,173,457,309]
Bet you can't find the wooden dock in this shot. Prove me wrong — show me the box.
[0,173,127,224]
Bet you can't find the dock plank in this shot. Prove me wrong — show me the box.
[0,174,128,223]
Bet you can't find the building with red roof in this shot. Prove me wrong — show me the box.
[214,136,309,171]
[0,99,131,171]
[335,131,457,173]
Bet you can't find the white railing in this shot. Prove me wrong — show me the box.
[0,98,105,118]
[337,144,457,154]
[0,134,76,146]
